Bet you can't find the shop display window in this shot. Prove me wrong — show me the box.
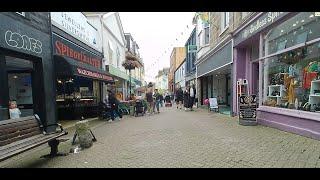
[56,77,100,107]
[262,12,320,112]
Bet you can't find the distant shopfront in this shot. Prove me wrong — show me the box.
[196,40,233,111]
[233,12,320,140]
[0,13,57,132]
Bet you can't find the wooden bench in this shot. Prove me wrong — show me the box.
[0,115,68,162]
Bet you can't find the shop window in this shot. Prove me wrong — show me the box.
[204,23,210,45]
[262,13,320,112]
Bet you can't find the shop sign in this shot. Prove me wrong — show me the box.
[239,94,257,124]
[50,12,102,52]
[234,12,289,46]
[77,67,113,81]
[0,14,49,57]
[53,34,102,68]
[4,30,42,54]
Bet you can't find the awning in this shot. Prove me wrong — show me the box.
[54,55,114,83]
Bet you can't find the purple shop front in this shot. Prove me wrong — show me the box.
[232,12,320,140]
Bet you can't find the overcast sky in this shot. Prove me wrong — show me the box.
[119,12,195,83]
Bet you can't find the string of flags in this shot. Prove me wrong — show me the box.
[145,16,196,78]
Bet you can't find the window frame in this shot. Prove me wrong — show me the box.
[220,12,230,36]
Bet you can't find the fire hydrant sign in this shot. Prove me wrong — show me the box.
[239,95,257,126]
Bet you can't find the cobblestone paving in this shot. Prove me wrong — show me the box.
[2,105,320,168]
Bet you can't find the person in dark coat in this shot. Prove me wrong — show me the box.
[183,86,190,111]
[175,86,184,109]
[189,84,196,111]
[108,90,122,121]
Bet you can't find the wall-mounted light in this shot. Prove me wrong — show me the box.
[13,75,18,79]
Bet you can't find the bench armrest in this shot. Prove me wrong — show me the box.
[45,123,65,133]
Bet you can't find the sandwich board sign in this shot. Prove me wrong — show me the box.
[238,94,257,126]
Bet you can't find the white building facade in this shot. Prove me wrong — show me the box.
[84,12,129,100]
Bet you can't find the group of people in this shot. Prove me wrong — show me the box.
[175,84,196,111]
[145,88,165,114]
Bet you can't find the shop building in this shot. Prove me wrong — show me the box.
[0,12,57,132]
[185,28,197,87]
[51,12,114,120]
[233,12,320,140]
[174,59,186,91]
[169,47,186,93]
[195,12,233,114]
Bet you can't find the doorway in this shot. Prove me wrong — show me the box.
[6,56,35,118]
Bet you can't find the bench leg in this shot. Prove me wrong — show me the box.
[41,139,68,158]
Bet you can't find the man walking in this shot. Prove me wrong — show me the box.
[146,87,154,115]
[189,84,196,111]
[108,90,122,122]
[153,89,161,113]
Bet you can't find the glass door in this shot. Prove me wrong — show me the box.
[6,56,34,118]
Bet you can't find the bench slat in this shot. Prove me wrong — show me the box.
[0,132,66,162]
[0,127,42,141]
[0,131,42,146]
[0,119,39,132]
[0,116,37,126]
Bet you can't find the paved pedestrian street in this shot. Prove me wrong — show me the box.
[2,106,320,168]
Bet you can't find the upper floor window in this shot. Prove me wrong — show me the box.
[16,12,25,16]
[116,47,120,68]
[204,23,210,45]
[221,12,230,30]
[241,12,250,19]
[108,41,114,65]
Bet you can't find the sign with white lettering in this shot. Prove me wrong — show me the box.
[234,12,289,46]
[239,95,257,126]
[77,67,113,81]
[50,12,102,52]
[4,30,42,54]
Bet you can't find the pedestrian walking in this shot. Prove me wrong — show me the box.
[108,90,122,122]
[183,86,190,111]
[189,84,196,111]
[146,87,154,114]
[153,89,161,113]
[159,93,164,107]
[175,85,183,109]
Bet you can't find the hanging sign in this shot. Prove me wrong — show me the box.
[188,45,197,53]
[239,94,257,126]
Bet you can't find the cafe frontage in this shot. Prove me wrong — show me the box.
[51,12,114,120]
